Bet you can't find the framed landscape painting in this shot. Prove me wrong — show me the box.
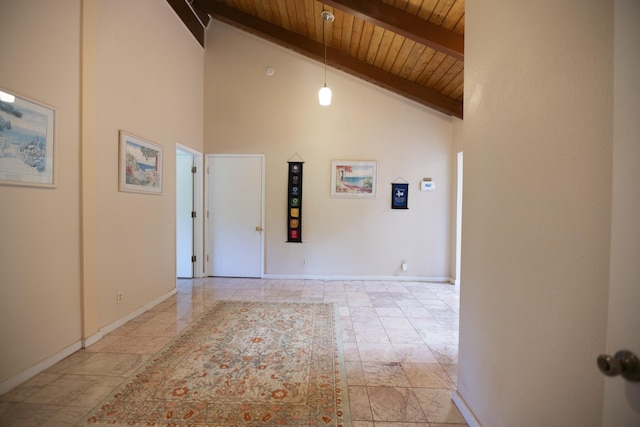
[0,89,55,186]
[331,160,377,198]
[119,131,163,195]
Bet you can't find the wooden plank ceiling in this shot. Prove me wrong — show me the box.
[169,0,464,118]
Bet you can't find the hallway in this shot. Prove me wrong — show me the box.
[0,278,466,426]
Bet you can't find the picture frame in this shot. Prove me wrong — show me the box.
[0,89,55,187]
[331,160,377,198]
[119,130,163,195]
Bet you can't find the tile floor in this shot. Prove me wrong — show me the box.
[0,278,467,427]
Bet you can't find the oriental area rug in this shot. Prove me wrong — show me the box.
[77,301,350,427]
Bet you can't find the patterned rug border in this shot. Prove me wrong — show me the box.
[76,300,352,427]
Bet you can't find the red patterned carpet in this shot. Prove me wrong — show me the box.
[77,301,350,426]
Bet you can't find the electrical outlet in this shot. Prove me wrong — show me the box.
[117,291,124,304]
[301,259,307,266]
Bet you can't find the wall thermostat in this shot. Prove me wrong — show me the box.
[421,178,435,192]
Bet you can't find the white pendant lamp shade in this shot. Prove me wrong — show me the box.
[318,85,332,106]
[319,11,334,106]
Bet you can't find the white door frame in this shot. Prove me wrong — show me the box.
[455,151,463,286]
[204,154,265,277]
[602,0,640,424]
[176,144,204,278]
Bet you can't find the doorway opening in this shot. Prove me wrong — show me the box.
[176,145,203,278]
[455,151,463,286]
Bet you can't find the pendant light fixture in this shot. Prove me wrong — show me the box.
[318,10,334,106]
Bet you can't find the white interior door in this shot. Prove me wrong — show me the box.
[207,155,264,277]
[602,1,640,424]
[176,150,194,278]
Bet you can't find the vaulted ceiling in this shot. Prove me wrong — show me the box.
[168,0,464,118]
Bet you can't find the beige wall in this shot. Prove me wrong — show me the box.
[0,0,204,389]
[204,22,456,279]
[459,0,613,425]
[93,0,204,327]
[0,0,82,386]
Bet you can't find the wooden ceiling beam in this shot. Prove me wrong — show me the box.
[193,0,462,117]
[323,0,463,61]
[167,0,208,47]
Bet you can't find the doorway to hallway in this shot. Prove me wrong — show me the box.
[176,145,203,278]
[455,151,463,286]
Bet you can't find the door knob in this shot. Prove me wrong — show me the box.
[597,350,640,382]
[597,354,622,377]
[255,226,263,232]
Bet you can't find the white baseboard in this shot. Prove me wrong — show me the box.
[1,288,178,396]
[83,288,177,348]
[453,390,483,427]
[261,274,452,283]
[82,330,104,348]
[0,340,82,396]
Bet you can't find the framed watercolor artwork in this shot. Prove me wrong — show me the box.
[119,131,163,195]
[331,160,377,198]
[0,89,55,186]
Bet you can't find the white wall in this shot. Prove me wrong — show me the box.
[458,1,613,425]
[204,22,456,280]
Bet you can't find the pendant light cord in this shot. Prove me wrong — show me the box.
[323,16,327,86]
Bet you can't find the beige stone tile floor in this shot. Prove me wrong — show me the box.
[0,278,467,427]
